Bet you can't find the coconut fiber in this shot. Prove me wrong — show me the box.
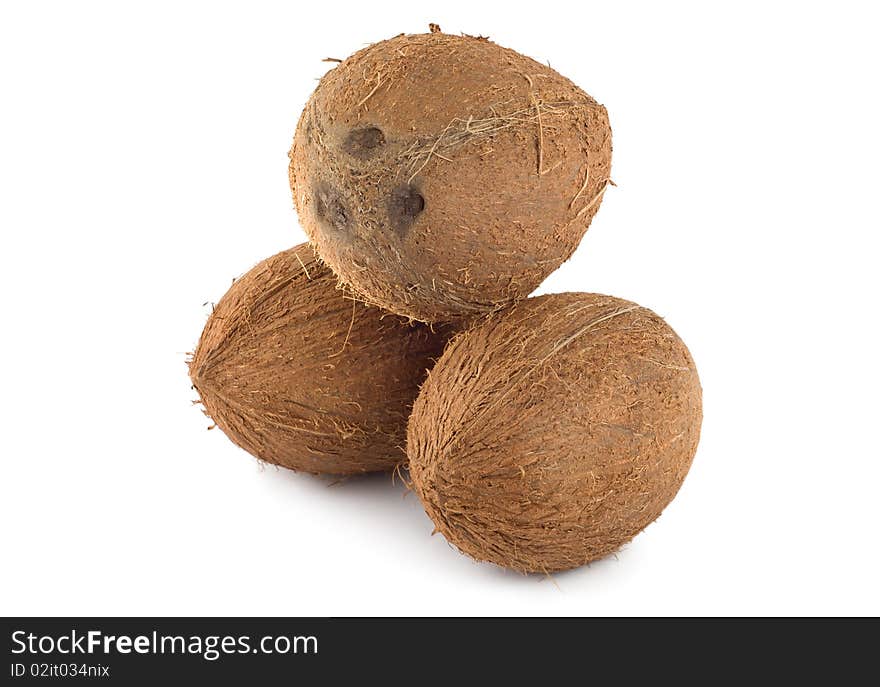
[407,293,702,572]
[289,29,612,322]
[189,244,453,475]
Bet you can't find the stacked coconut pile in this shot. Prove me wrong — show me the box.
[190,27,702,574]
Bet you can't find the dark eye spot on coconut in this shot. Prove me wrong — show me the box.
[344,127,386,159]
[388,184,425,237]
[313,184,350,235]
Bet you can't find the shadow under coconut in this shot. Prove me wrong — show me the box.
[255,463,434,537]
[264,464,409,495]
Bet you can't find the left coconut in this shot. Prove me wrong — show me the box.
[189,243,453,474]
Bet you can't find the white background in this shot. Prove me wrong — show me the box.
[1,1,878,616]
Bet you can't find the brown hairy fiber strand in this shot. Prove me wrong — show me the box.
[289,30,612,323]
[407,293,702,573]
[189,244,454,475]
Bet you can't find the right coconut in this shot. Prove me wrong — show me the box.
[407,293,702,573]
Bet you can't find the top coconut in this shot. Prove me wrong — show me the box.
[289,29,612,322]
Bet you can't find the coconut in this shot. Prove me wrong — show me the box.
[407,293,702,572]
[289,29,612,322]
[189,244,453,475]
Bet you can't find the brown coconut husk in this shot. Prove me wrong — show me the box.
[189,244,454,475]
[289,30,612,323]
[407,293,702,573]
